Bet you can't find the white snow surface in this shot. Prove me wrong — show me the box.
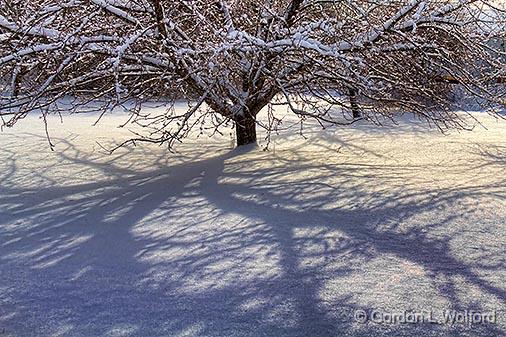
[0,109,505,337]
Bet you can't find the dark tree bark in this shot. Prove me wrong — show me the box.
[348,88,361,119]
[1,1,503,150]
[235,112,257,146]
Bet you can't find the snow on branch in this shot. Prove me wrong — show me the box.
[0,0,504,148]
[91,0,140,24]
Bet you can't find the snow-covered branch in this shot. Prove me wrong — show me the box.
[0,0,504,147]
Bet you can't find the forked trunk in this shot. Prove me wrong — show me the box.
[235,113,257,146]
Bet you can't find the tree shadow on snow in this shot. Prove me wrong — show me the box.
[0,132,505,337]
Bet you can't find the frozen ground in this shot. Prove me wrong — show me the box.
[0,110,505,337]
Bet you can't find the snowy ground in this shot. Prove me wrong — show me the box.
[0,109,505,337]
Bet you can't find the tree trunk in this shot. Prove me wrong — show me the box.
[235,112,257,146]
[348,88,361,119]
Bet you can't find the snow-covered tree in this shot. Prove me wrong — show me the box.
[0,0,505,147]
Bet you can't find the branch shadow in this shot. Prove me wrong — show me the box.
[0,130,505,337]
